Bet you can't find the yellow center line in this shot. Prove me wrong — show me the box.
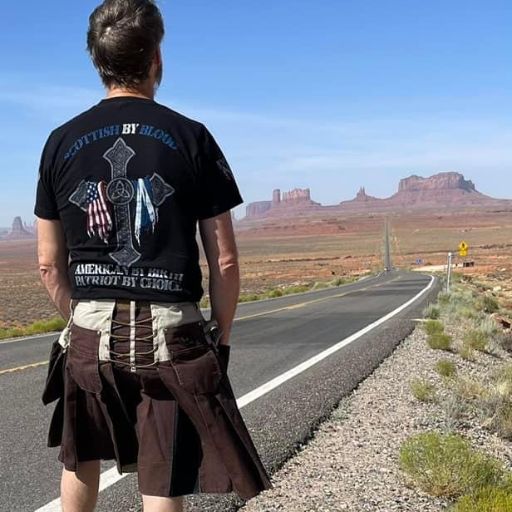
[235,287,371,321]
[0,360,48,376]
[234,276,400,321]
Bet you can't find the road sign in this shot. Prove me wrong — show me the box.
[458,241,469,258]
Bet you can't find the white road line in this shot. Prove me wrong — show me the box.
[0,332,60,345]
[34,275,434,512]
[237,275,434,407]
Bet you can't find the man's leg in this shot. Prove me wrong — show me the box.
[141,495,184,512]
[61,460,101,512]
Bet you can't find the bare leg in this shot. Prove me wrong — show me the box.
[142,495,184,512]
[61,460,101,512]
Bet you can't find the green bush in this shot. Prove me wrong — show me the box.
[478,317,499,338]
[399,432,505,498]
[481,296,500,314]
[423,320,445,335]
[458,344,475,361]
[428,333,453,351]
[410,379,437,402]
[438,291,451,305]
[464,330,489,352]
[436,359,457,378]
[238,293,261,303]
[497,332,512,354]
[424,304,441,320]
[452,486,512,511]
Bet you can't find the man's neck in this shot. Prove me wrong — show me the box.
[106,84,155,101]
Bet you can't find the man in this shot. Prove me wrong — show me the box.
[35,1,271,511]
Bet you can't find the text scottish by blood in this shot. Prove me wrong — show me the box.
[64,124,177,161]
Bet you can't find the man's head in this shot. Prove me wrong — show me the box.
[87,0,165,91]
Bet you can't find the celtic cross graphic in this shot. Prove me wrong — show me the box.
[69,138,175,267]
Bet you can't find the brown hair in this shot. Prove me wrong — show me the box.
[87,0,164,88]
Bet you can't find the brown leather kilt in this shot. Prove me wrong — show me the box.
[41,299,271,499]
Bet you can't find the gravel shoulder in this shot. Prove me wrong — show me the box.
[240,321,512,512]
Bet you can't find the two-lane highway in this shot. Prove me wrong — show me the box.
[0,271,437,512]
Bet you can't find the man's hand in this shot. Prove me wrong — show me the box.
[36,218,72,319]
[199,211,240,345]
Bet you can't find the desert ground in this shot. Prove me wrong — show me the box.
[1,209,511,329]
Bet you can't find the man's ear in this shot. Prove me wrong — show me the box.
[154,46,162,66]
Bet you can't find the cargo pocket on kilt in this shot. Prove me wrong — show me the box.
[171,345,223,395]
[42,338,67,447]
[66,323,103,394]
[42,338,66,405]
[160,323,223,395]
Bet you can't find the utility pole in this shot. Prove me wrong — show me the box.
[384,219,392,272]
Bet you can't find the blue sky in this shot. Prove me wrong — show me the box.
[0,0,510,226]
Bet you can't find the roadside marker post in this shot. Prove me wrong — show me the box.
[446,252,453,293]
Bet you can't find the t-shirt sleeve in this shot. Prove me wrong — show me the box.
[194,125,244,220]
[34,133,60,220]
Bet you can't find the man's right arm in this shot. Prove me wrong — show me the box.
[37,218,72,320]
[199,211,240,346]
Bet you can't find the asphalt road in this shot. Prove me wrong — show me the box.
[0,271,438,512]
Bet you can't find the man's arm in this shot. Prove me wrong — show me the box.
[36,218,72,320]
[199,211,240,346]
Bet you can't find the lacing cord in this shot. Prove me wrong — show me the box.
[108,316,158,367]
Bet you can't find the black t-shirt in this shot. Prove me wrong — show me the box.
[34,96,243,303]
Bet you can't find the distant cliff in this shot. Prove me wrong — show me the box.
[243,172,507,220]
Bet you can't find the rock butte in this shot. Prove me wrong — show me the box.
[241,172,511,221]
[3,217,35,241]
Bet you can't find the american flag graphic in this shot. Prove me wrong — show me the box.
[85,181,113,243]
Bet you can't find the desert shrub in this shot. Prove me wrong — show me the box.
[455,377,486,401]
[424,304,441,320]
[438,291,451,306]
[443,394,471,426]
[399,432,505,498]
[428,333,453,351]
[458,344,475,361]
[491,404,512,440]
[282,284,312,295]
[497,332,512,353]
[266,289,283,298]
[479,373,512,440]
[331,277,352,287]
[478,317,499,338]
[312,281,330,290]
[481,296,500,314]
[452,486,512,512]
[410,379,437,403]
[423,320,444,335]
[436,359,457,378]
[238,293,260,303]
[495,365,512,386]
[463,330,489,352]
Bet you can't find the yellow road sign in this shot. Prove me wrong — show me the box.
[458,241,469,257]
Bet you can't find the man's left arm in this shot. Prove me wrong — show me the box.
[37,218,72,320]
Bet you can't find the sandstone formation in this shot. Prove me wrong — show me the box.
[391,172,484,206]
[243,172,510,220]
[4,217,35,240]
[245,188,321,219]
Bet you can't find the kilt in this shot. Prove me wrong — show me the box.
[41,299,272,499]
